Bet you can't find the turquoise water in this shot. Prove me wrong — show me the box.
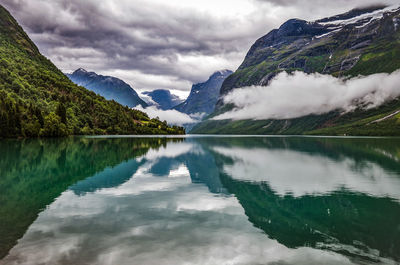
[1,136,400,265]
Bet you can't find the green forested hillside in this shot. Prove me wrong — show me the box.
[0,5,184,137]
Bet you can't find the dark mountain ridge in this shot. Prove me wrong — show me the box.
[67,68,147,108]
[174,70,232,116]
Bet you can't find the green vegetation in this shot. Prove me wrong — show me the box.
[0,5,184,137]
[192,113,338,135]
[347,40,400,76]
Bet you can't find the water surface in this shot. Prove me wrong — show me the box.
[1,136,400,265]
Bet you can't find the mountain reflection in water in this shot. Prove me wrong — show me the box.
[1,136,399,265]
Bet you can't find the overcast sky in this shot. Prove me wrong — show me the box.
[2,0,399,97]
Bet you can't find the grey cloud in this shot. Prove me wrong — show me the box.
[2,0,399,91]
[2,0,252,88]
[255,0,398,10]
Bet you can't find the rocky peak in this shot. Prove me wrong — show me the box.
[277,19,327,37]
[210,69,234,79]
[173,70,232,115]
[73,68,88,74]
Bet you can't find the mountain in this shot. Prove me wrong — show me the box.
[174,70,233,116]
[0,5,184,137]
[142,89,183,110]
[192,5,400,135]
[67,68,147,108]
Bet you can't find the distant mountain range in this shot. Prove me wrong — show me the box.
[68,68,232,122]
[142,89,183,110]
[174,70,233,116]
[192,5,400,135]
[67,69,147,108]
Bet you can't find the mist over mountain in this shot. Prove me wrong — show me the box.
[142,89,183,110]
[192,5,400,136]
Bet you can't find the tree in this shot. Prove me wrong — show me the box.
[56,103,67,124]
[40,112,67,137]
[22,118,40,137]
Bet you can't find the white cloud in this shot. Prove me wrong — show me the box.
[138,92,158,106]
[214,70,400,120]
[136,106,196,125]
[168,89,190,100]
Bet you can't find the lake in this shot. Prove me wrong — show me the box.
[0,136,400,265]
